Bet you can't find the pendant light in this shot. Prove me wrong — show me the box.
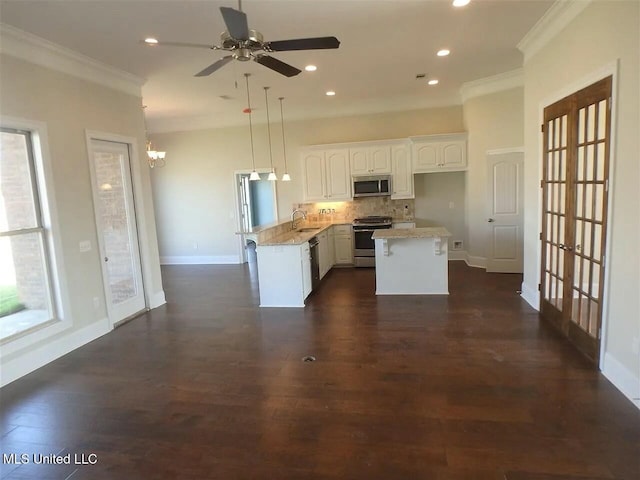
[244,73,260,181]
[263,87,277,181]
[278,97,291,181]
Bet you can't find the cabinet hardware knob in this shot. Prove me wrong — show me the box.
[487,218,495,223]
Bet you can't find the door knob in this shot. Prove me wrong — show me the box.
[488,218,495,223]
[104,257,109,262]
[559,244,574,251]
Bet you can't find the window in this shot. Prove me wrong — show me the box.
[0,128,56,341]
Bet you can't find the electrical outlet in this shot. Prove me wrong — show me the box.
[453,240,463,250]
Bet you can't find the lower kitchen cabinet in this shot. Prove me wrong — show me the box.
[256,242,312,307]
[333,224,353,265]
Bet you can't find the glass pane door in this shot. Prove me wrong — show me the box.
[90,139,145,324]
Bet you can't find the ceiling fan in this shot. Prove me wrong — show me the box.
[144,1,340,78]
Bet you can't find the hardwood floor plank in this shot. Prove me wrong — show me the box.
[1,262,638,479]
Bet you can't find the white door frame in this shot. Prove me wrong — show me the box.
[486,147,525,273]
[233,168,279,263]
[85,131,150,327]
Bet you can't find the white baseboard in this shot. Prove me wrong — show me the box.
[520,281,540,310]
[465,253,487,269]
[149,290,166,309]
[160,255,240,265]
[602,352,640,410]
[0,317,111,387]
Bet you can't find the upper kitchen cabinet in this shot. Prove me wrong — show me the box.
[390,142,413,199]
[349,144,392,176]
[302,148,351,202]
[411,133,467,173]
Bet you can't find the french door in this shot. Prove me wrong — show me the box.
[540,77,612,365]
[89,139,146,326]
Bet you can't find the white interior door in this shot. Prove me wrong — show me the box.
[486,151,524,273]
[89,139,145,325]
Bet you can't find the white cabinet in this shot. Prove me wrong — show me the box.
[302,148,351,202]
[318,230,332,279]
[256,242,312,307]
[327,227,336,268]
[333,224,353,265]
[411,134,467,173]
[391,142,413,199]
[350,145,391,176]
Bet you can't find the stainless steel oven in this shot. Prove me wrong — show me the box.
[352,216,392,267]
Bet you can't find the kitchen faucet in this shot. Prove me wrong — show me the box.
[291,209,307,229]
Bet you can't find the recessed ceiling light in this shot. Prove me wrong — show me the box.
[428,79,439,86]
[144,37,159,45]
[437,49,450,57]
[452,0,470,7]
[326,91,336,96]
[305,65,317,72]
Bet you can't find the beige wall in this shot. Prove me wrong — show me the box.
[414,171,466,250]
[150,106,464,261]
[0,54,164,365]
[522,1,639,389]
[463,88,524,260]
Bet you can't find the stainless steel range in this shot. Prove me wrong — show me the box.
[352,216,392,267]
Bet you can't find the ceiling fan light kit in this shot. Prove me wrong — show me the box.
[144,2,340,78]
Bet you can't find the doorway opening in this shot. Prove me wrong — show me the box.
[234,170,278,263]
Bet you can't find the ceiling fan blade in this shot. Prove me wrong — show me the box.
[255,55,301,77]
[266,36,340,52]
[220,6,249,40]
[194,56,233,77]
[142,40,217,49]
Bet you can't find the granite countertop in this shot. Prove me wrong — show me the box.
[259,223,335,246]
[372,227,452,240]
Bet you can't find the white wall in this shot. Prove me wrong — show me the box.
[521,1,639,404]
[150,106,465,262]
[414,171,466,251]
[0,54,164,382]
[463,87,524,262]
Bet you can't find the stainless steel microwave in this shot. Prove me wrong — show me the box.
[352,175,392,198]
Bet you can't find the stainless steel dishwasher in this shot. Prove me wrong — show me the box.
[308,236,320,291]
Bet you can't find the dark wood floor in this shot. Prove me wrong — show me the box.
[1,262,638,479]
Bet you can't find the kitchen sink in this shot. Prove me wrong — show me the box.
[296,227,320,233]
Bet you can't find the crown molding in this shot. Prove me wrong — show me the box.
[460,69,523,103]
[0,23,144,97]
[517,0,593,64]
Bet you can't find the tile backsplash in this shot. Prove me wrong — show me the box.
[295,197,415,222]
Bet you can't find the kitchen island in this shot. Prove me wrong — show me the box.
[372,227,452,295]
